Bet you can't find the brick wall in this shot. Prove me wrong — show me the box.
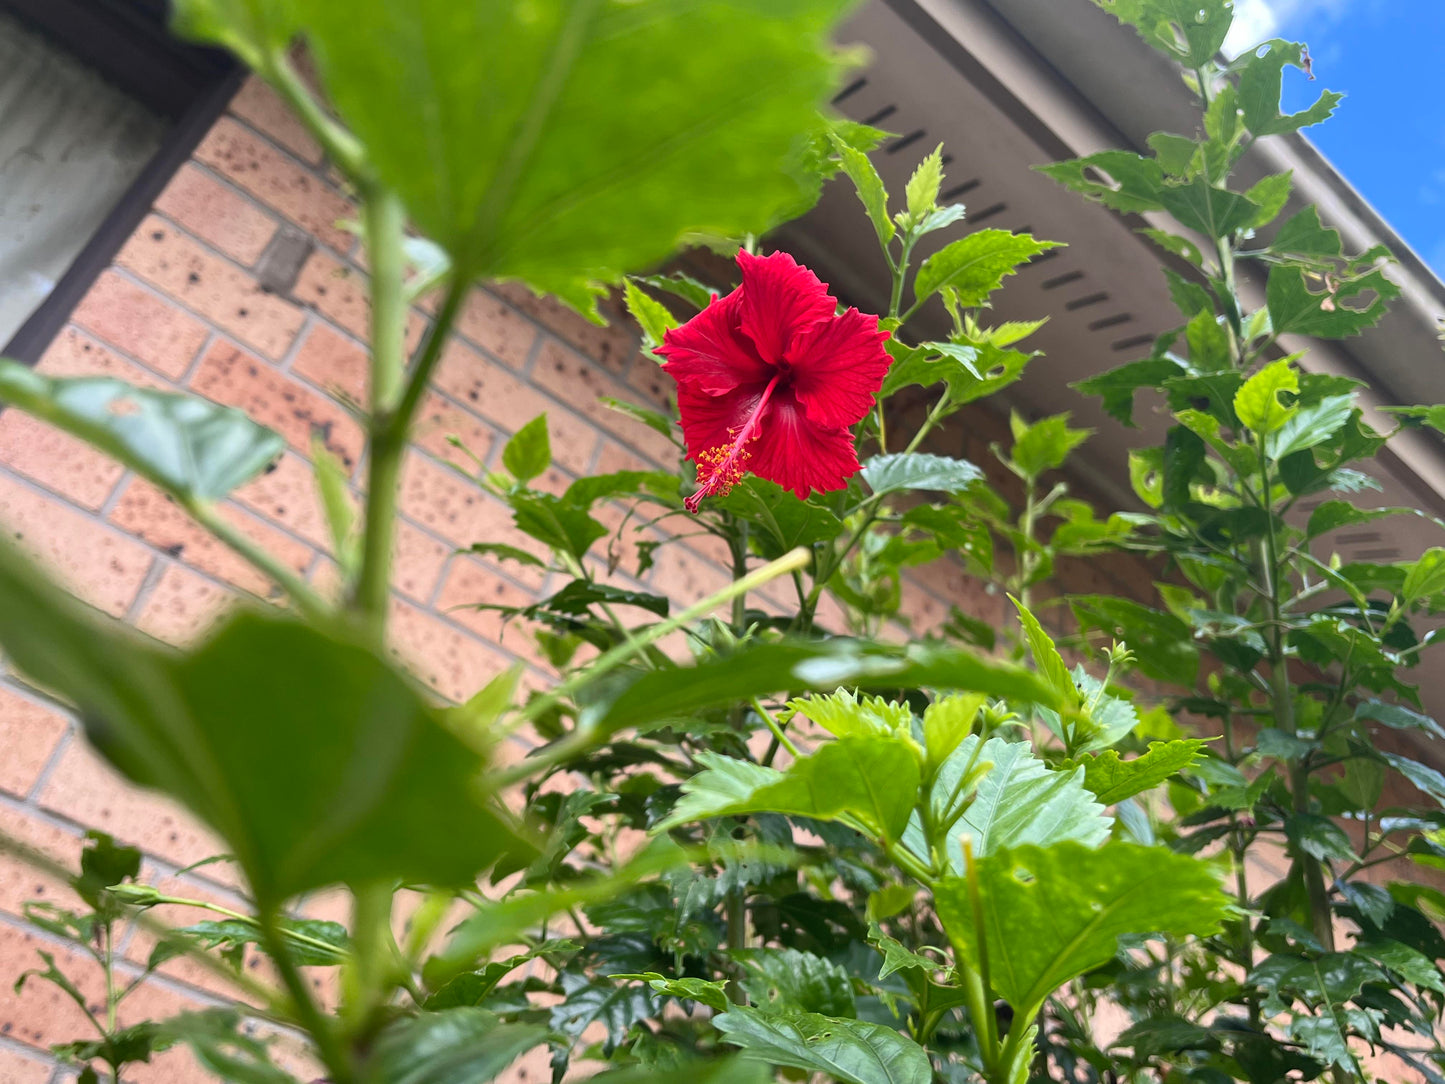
[0,77,1157,1081]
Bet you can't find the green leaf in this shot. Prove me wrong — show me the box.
[610,972,731,1013]
[550,974,658,1051]
[1306,501,1410,540]
[1403,547,1445,602]
[589,638,1059,736]
[903,144,944,226]
[0,538,527,905]
[180,918,349,966]
[601,398,680,444]
[587,1059,772,1084]
[1036,151,1165,214]
[913,229,1060,307]
[1237,40,1343,136]
[293,0,856,308]
[783,689,913,740]
[1185,309,1231,371]
[859,453,982,497]
[1233,358,1298,435]
[0,363,283,501]
[1266,258,1400,340]
[715,1007,931,1084]
[1271,204,1344,258]
[637,271,716,312]
[158,1009,296,1084]
[502,415,551,484]
[1380,752,1445,808]
[1158,176,1264,238]
[716,479,842,558]
[1244,171,1293,227]
[1009,595,1074,704]
[1076,740,1205,805]
[1073,356,1188,427]
[1097,0,1232,66]
[312,438,358,575]
[656,737,920,843]
[1285,813,1357,864]
[922,693,986,771]
[735,948,855,1017]
[935,841,1228,1013]
[1355,700,1445,741]
[1009,411,1092,479]
[946,737,1111,860]
[622,279,680,354]
[364,1010,548,1084]
[830,133,893,246]
[1269,393,1354,460]
[1147,131,1199,177]
[169,0,296,69]
[510,493,607,560]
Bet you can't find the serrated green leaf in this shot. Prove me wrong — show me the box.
[1009,595,1074,703]
[609,972,731,1013]
[1009,411,1092,479]
[935,841,1228,1014]
[736,948,855,1017]
[860,453,982,497]
[830,132,893,246]
[656,737,920,843]
[364,1010,547,1084]
[0,363,283,501]
[913,229,1060,307]
[1266,258,1400,339]
[1244,171,1293,227]
[903,144,944,225]
[1286,813,1357,864]
[1271,204,1344,258]
[623,279,680,354]
[1076,740,1205,805]
[1238,40,1343,136]
[1073,356,1188,427]
[715,1008,931,1084]
[1306,501,1410,540]
[922,693,986,771]
[1404,547,1445,603]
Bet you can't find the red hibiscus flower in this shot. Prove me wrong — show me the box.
[655,250,891,512]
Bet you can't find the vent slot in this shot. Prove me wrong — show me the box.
[1065,291,1110,311]
[1088,313,1133,331]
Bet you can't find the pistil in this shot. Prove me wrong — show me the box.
[685,372,783,513]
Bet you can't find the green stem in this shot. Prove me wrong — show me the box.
[259,53,367,182]
[181,496,327,619]
[751,696,799,758]
[258,907,355,1084]
[501,547,812,778]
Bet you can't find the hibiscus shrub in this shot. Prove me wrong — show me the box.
[4,2,1444,1084]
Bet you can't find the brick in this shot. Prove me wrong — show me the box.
[196,116,355,252]
[0,686,68,798]
[39,740,226,872]
[531,339,676,465]
[109,478,312,597]
[71,270,210,380]
[0,806,85,918]
[293,250,427,352]
[628,356,676,410]
[398,451,500,550]
[229,75,323,164]
[234,451,333,550]
[291,320,368,403]
[413,392,496,473]
[37,327,162,386]
[387,598,509,702]
[0,472,152,616]
[0,926,101,1051]
[117,216,305,360]
[648,543,731,609]
[433,338,597,473]
[593,441,654,477]
[906,557,1004,630]
[134,564,238,646]
[435,558,551,670]
[156,163,278,265]
[0,1047,50,1083]
[393,521,449,603]
[0,410,124,510]
[897,575,948,636]
[491,281,637,373]
[453,287,538,370]
[190,341,364,468]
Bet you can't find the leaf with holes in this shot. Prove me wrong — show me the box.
[0,363,283,502]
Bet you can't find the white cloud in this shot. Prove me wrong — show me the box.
[1222,0,1359,57]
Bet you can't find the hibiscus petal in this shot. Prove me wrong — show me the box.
[675,383,757,463]
[748,393,861,500]
[786,306,893,428]
[737,249,836,364]
[656,287,772,395]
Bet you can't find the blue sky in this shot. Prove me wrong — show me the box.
[1225,0,1445,276]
